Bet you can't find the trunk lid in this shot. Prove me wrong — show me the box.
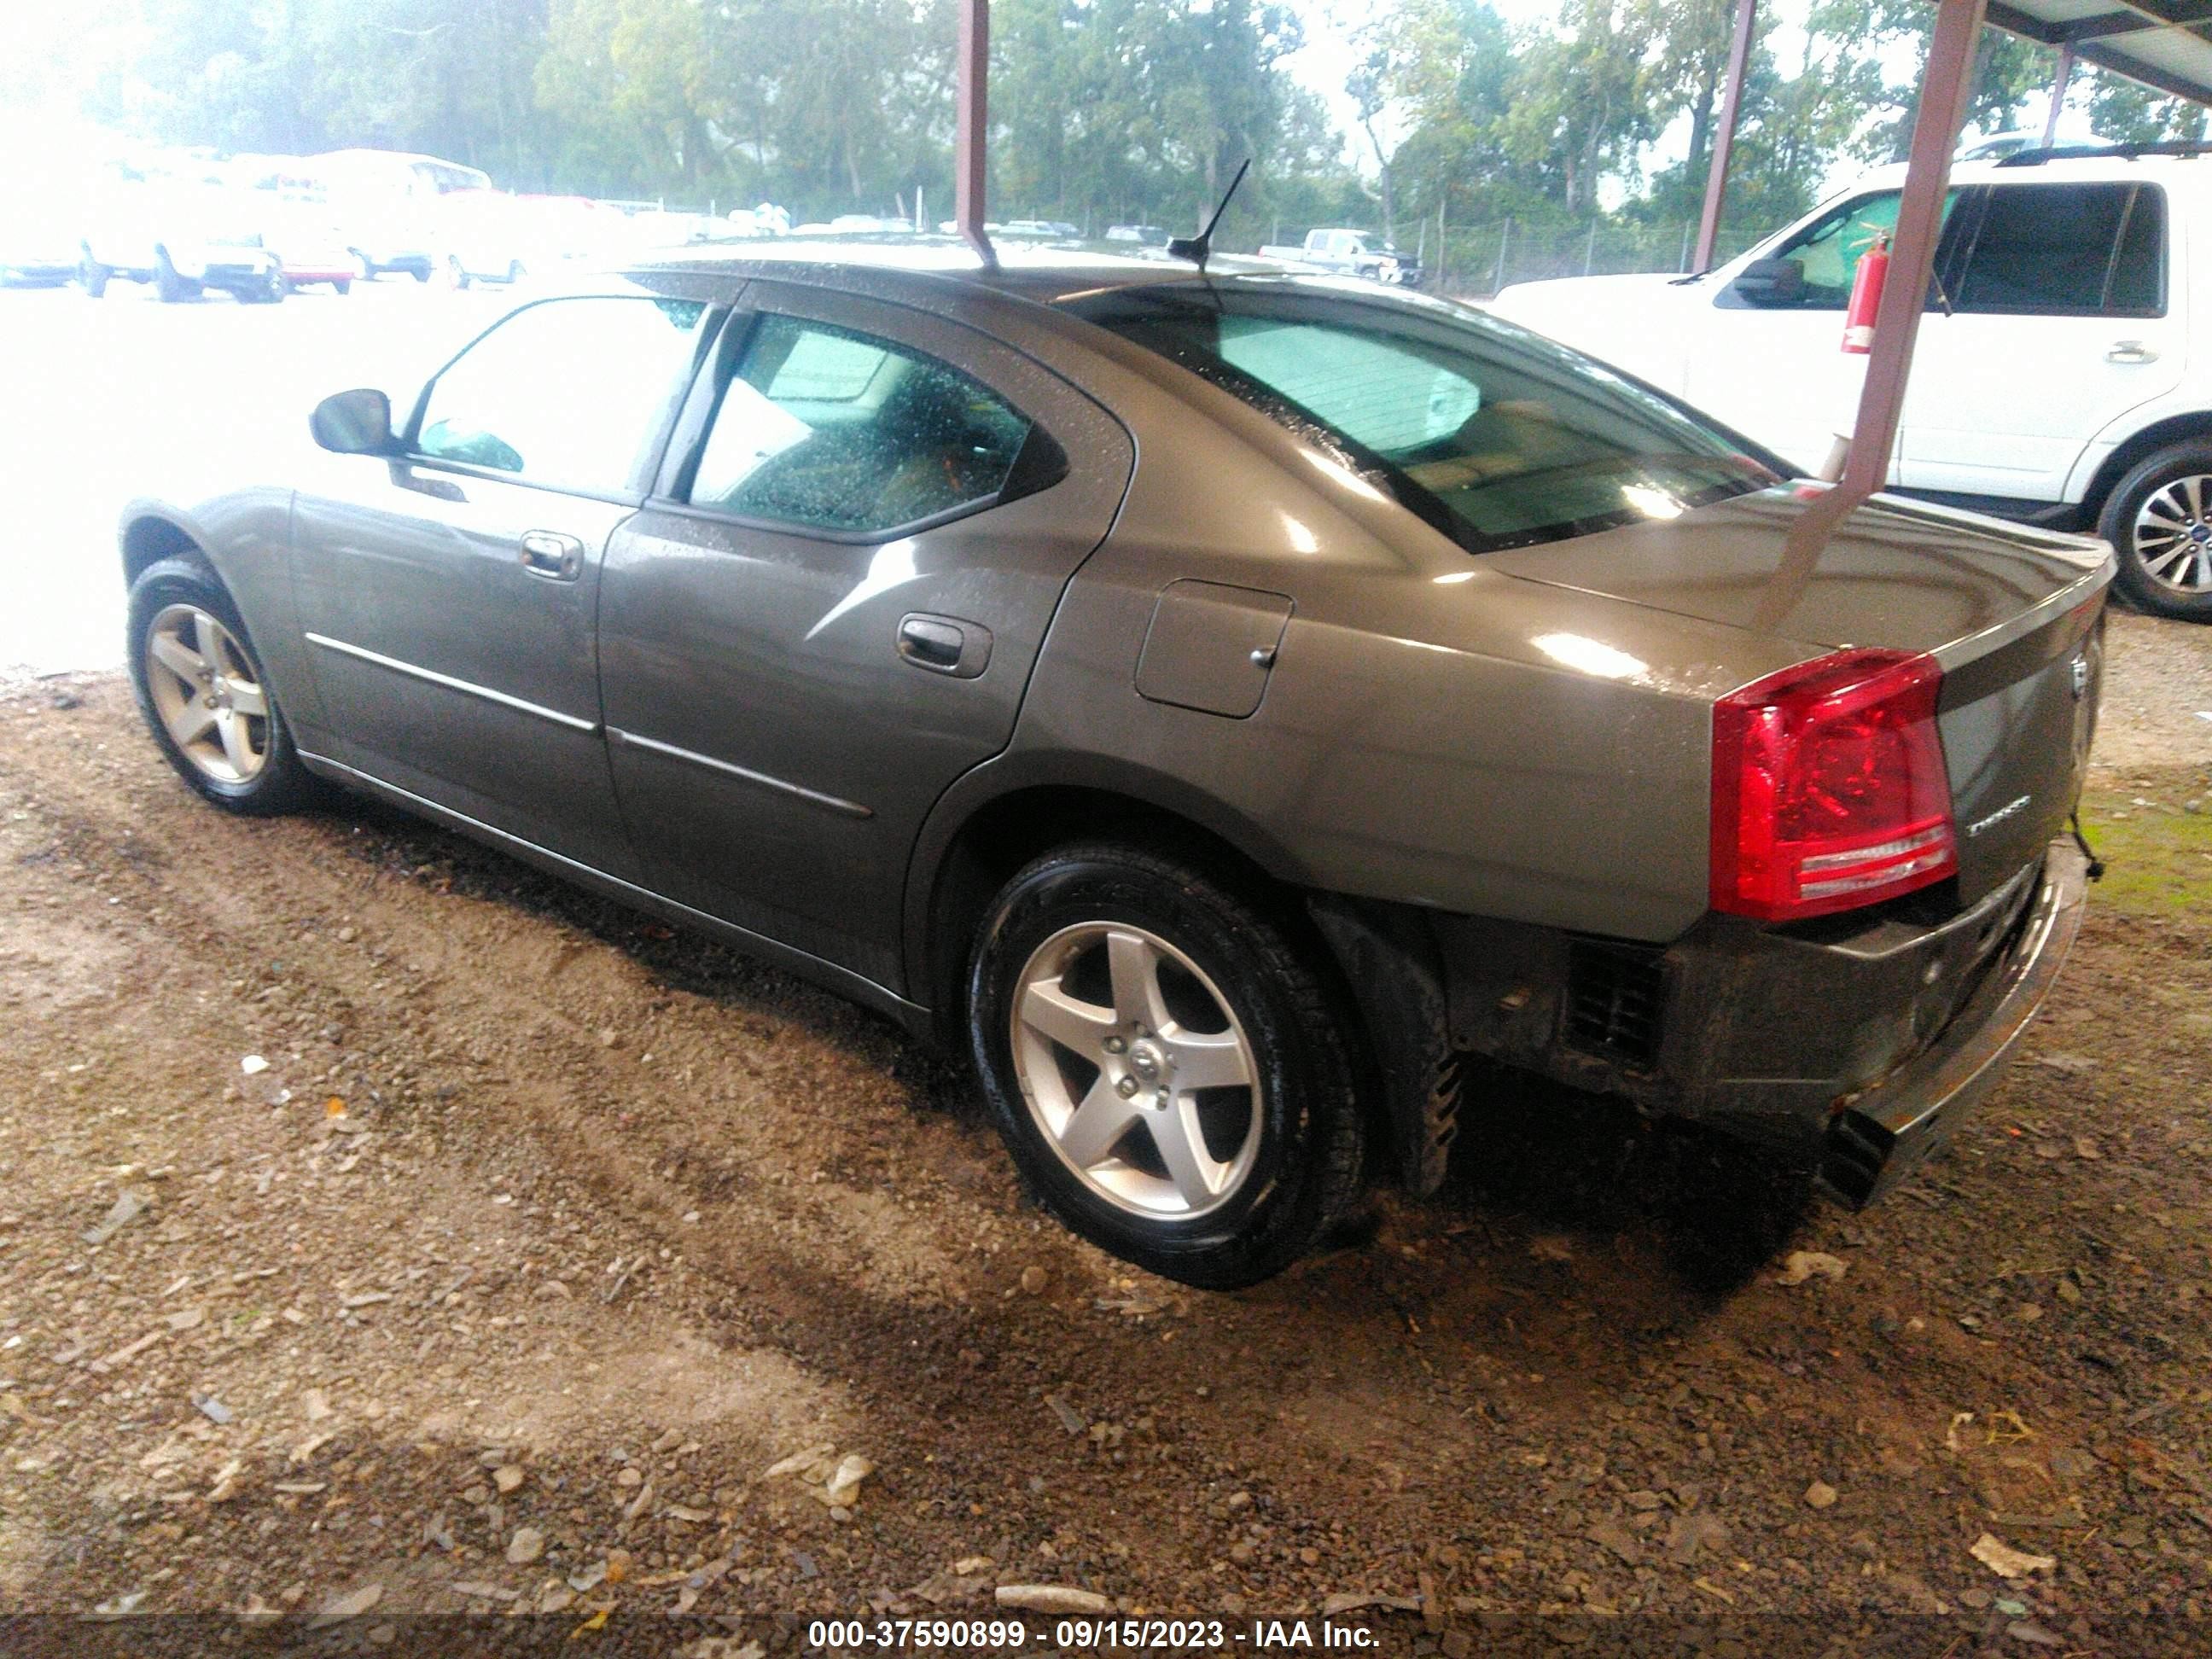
[1490,486,2114,907]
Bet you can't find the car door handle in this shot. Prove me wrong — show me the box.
[897,613,992,678]
[2108,340,2158,364]
[518,530,584,581]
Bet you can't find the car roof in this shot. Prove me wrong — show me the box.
[631,234,1299,303]
[1852,152,2212,190]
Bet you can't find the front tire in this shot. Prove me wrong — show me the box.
[2099,441,2212,620]
[127,556,317,816]
[153,248,195,303]
[967,842,1366,1289]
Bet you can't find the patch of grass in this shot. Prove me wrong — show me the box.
[2080,774,2212,920]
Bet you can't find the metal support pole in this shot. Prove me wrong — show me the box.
[1767,0,1988,616]
[1693,0,1758,273]
[1836,0,1983,501]
[2043,45,2074,147]
[956,0,993,265]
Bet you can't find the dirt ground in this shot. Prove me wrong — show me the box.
[1,617,2209,1657]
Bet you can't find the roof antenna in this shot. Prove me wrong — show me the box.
[1168,159,1250,272]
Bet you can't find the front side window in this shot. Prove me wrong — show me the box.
[415,296,707,494]
[687,314,1033,534]
[1952,183,2163,316]
[1761,189,1962,310]
[1068,278,1778,551]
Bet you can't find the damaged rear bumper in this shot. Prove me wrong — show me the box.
[1817,841,2088,1207]
[1315,841,2089,1205]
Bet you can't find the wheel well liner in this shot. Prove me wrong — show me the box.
[121,515,200,586]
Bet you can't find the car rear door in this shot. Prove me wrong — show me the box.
[596,280,1134,993]
[1898,179,2184,504]
[288,290,713,878]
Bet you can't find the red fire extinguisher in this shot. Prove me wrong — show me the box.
[1841,231,1890,354]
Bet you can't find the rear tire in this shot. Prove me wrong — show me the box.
[127,556,318,816]
[967,841,1366,1288]
[2099,440,2212,620]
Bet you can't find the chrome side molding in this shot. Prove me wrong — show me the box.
[303,632,599,733]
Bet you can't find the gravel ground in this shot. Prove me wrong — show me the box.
[0,638,2208,1656]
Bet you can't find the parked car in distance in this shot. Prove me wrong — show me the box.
[1107,224,1172,247]
[119,249,2106,1286]
[81,183,286,302]
[1258,226,1423,285]
[999,218,1082,241]
[0,189,80,285]
[262,207,358,294]
[1492,148,2212,620]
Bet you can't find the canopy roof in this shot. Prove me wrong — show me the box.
[1989,0,2212,107]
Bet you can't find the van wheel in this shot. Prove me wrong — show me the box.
[967,842,1366,1288]
[128,556,318,815]
[2100,441,2212,620]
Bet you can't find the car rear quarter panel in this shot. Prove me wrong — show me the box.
[909,313,1820,950]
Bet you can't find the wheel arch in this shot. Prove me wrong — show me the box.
[120,509,206,589]
[905,759,1447,1192]
[2078,410,2212,518]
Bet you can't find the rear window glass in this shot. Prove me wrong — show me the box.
[1953,182,2164,317]
[1067,278,1778,551]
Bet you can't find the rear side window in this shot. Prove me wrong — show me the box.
[413,296,707,493]
[1068,279,1780,552]
[1951,183,2164,317]
[687,314,1033,534]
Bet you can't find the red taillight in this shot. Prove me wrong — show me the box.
[1711,649,1957,922]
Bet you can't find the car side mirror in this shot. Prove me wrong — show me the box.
[1730,257,1805,307]
[311,388,397,455]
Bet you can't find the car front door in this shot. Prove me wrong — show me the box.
[289,289,713,877]
[1687,189,1965,479]
[1898,180,2184,504]
[597,282,1134,993]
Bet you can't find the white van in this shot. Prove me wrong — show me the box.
[1492,149,2211,619]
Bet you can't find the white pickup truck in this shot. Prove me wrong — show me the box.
[80,182,286,304]
[1258,226,1422,286]
[1490,148,2212,620]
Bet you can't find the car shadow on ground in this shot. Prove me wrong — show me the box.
[1431,1064,1819,1295]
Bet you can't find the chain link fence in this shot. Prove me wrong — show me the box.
[1399,218,1726,299]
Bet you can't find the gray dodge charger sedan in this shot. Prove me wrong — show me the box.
[120,245,2110,1287]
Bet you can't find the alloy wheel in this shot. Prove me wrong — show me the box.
[1009,921,1261,1220]
[143,604,270,783]
[2132,474,2212,594]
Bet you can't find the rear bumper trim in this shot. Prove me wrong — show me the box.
[1818,841,2090,1208]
